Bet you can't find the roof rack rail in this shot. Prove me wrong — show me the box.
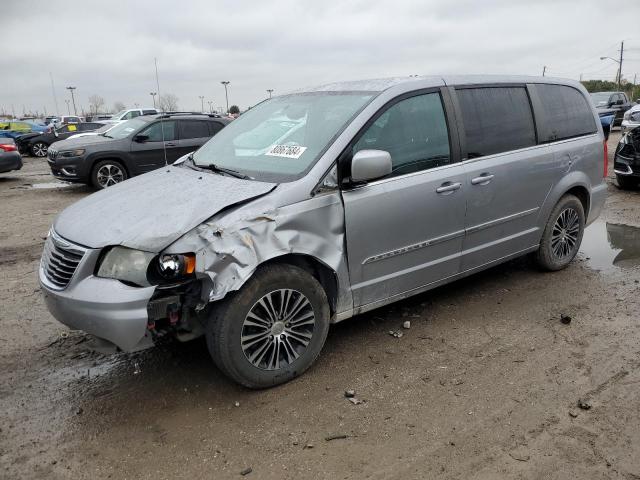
[157,111,222,118]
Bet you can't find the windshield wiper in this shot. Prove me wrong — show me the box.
[102,133,113,138]
[186,153,252,179]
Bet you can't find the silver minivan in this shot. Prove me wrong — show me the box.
[40,76,607,388]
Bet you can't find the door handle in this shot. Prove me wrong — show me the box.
[436,181,462,194]
[471,173,494,185]
[165,142,177,147]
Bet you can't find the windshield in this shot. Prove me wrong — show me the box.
[590,92,612,106]
[192,92,373,182]
[102,118,147,139]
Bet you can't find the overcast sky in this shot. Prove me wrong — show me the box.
[3,0,640,116]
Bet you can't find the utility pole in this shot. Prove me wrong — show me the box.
[150,92,157,108]
[65,99,70,115]
[617,41,624,92]
[542,66,546,77]
[199,95,205,112]
[221,81,230,113]
[66,86,77,115]
[633,73,638,101]
[267,89,274,98]
[580,73,583,82]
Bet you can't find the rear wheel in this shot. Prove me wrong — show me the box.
[91,160,128,189]
[535,194,585,271]
[31,142,48,157]
[206,264,330,389]
[616,175,637,190]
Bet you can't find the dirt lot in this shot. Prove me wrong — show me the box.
[1,132,639,480]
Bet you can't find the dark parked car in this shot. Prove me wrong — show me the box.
[15,122,105,157]
[0,138,23,173]
[613,127,640,189]
[46,113,230,188]
[590,91,633,127]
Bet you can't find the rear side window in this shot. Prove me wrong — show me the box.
[208,121,225,136]
[142,109,156,115]
[353,92,451,177]
[457,87,536,158]
[180,120,210,139]
[537,84,596,142]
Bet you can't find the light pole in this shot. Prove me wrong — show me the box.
[267,89,274,98]
[65,86,77,115]
[207,101,213,113]
[221,81,230,113]
[601,41,624,91]
[199,95,205,112]
[150,92,157,108]
[64,99,71,115]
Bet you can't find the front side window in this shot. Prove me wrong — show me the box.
[192,92,373,182]
[139,120,177,141]
[352,92,451,177]
[457,87,536,159]
[537,84,597,142]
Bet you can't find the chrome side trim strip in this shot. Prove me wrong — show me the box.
[465,207,539,234]
[362,229,465,265]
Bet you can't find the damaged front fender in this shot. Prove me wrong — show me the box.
[166,191,352,318]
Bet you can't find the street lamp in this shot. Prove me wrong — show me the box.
[150,92,157,108]
[65,86,77,115]
[221,81,230,113]
[267,89,274,98]
[207,101,213,113]
[199,95,205,112]
[64,99,71,115]
[601,56,623,90]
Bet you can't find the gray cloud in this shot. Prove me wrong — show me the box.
[3,0,639,116]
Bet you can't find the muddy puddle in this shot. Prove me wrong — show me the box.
[579,220,640,271]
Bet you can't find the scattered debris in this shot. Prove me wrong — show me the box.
[560,314,572,325]
[508,451,530,462]
[240,467,252,476]
[234,401,240,407]
[344,389,355,398]
[388,330,403,338]
[325,434,348,442]
[403,320,411,329]
[303,443,314,449]
[569,410,579,418]
[577,399,592,410]
[348,397,363,405]
[76,407,83,415]
[133,361,141,375]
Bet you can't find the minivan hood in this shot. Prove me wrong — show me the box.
[54,166,276,251]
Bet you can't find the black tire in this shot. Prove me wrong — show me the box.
[91,159,128,189]
[31,142,49,157]
[535,194,585,271]
[206,264,330,389]
[616,175,637,190]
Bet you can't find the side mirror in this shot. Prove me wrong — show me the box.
[351,149,392,182]
[133,134,149,143]
[616,99,624,106]
[53,129,59,138]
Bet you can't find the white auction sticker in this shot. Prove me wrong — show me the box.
[266,144,307,159]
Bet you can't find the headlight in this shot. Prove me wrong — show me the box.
[60,148,85,157]
[157,253,196,280]
[97,246,155,286]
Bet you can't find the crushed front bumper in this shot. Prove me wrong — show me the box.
[39,240,156,352]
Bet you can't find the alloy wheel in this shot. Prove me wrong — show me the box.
[241,289,315,371]
[96,164,125,188]
[551,207,580,260]
[32,143,48,157]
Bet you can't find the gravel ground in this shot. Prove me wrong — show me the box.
[1,132,639,479]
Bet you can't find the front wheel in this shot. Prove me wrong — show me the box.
[206,264,330,388]
[91,160,128,189]
[535,194,585,271]
[31,142,48,157]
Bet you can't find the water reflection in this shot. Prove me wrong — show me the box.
[580,220,640,271]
